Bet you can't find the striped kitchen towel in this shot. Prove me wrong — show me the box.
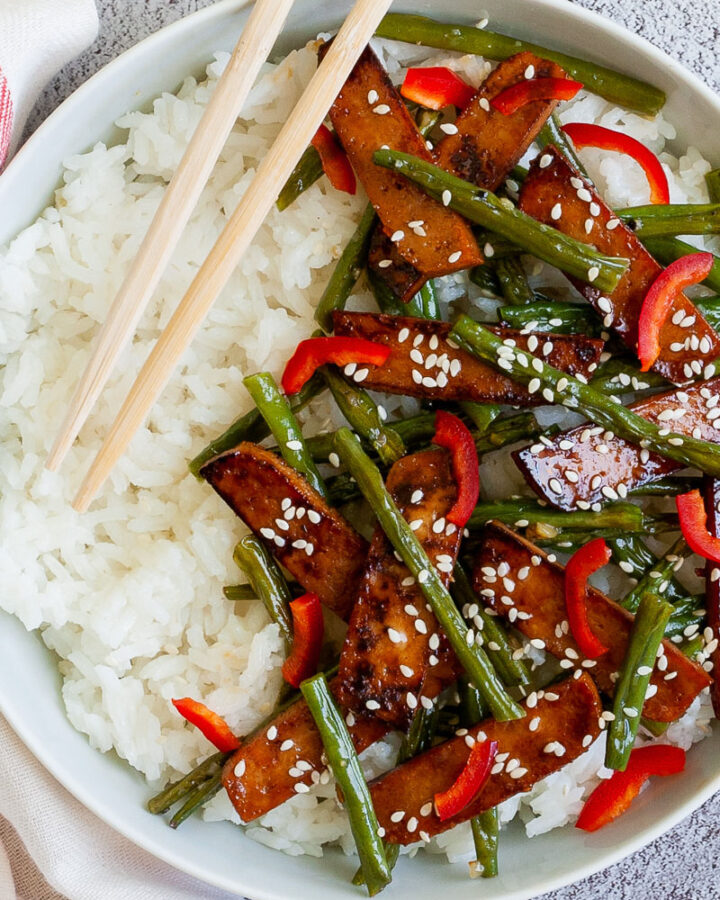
[0,0,98,168]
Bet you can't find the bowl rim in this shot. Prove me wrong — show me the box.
[2,0,719,897]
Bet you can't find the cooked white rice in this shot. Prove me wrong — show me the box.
[0,32,716,864]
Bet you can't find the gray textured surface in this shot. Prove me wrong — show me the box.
[25,1,720,898]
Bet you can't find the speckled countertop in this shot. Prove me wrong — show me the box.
[25,1,720,898]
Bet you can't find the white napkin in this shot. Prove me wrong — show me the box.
[0,0,98,166]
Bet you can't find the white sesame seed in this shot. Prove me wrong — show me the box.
[587,266,600,282]
[524,64,536,79]
[378,258,393,269]
[373,104,391,115]
[442,189,452,206]
[267,726,278,741]
[366,700,380,711]
[539,153,552,169]
[448,250,462,264]
[440,123,459,135]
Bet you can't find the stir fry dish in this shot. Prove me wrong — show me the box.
[144,13,720,894]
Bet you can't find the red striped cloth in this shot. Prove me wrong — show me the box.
[0,0,98,171]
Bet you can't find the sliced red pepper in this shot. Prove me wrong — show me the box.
[281,336,391,395]
[432,410,480,527]
[562,122,670,204]
[311,124,356,196]
[172,698,240,753]
[637,252,714,371]
[281,592,324,688]
[401,66,476,111]
[576,744,685,832]
[434,739,498,821]
[677,488,720,563]
[491,77,582,115]
[564,538,611,659]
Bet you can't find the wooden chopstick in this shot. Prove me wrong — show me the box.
[73,0,393,512]
[46,0,296,473]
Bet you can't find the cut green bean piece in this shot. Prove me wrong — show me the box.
[469,263,502,296]
[169,773,223,828]
[499,300,604,336]
[276,144,324,212]
[368,267,427,318]
[301,674,391,896]
[538,113,588,176]
[589,356,667,394]
[468,499,646,532]
[475,230,523,260]
[617,203,720,239]
[453,564,529,687]
[470,809,500,879]
[644,237,720,293]
[451,316,720,476]
[334,428,524,721]
[620,536,689,614]
[323,367,405,466]
[495,255,535,306]
[233,536,293,645]
[374,14,666,114]
[373,150,629,293]
[147,751,228,815]
[223,584,256,602]
[695,295,720,332]
[316,203,376,333]
[189,373,324,478]
[605,594,672,770]
[629,476,702,497]
[243,373,327,498]
[707,169,720,204]
[460,402,502,434]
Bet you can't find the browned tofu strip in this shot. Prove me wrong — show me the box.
[370,51,565,300]
[514,376,720,510]
[333,311,604,404]
[370,673,602,844]
[222,676,389,823]
[703,478,720,716]
[472,522,711,721]
[518,147,720,386]
[337,449,462,729]
[200,443,367,621]
[324,43,482,300]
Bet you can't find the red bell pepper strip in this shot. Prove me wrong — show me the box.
[281,592,324,688]
[564,538,611,659]
[576,744,685,832]
[434,739,498,821]
[491,77,583,115]
[172,698,241,753]
[677,488,720,563]
[637,252,715,371]
[401,66,476,111]
[281,336,391,395]
[432,410,480,527]
[562,122,670,204]
[311,124,356,196]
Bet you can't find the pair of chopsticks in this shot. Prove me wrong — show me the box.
[47,0,393,512]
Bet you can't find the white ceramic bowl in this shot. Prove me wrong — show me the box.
[1,1,719,898]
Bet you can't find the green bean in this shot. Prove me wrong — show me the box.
[537,528,666,552]
[334,427,525,721]
[460,402,501,434]
[301,674,391,896]
[469,262,502,296]
[619,536,689,614]
[467,499,646,533]
[663,601,706,640]
[276,144,324,212]
[498,300,604,336]
[451,316,720,476]
[323,367,405,466]
[169,773,224,829]
[641,718,669,738]
[316,204,376,333]
[694,295,720,331]
[374,14,665,115]
[605,594,673,770]
[223,584,256,602]
[495,255,535,306]
[473,412,548,453]
[475,231,523,260]
[418,278,441,319]
[707,169,720,204]
[617,203,720,239]
[373,150,629,293]
[147,750,228,815]
[644,237,720,293]
[189,373,324,478]
[233,536,293,645]
[608,535,655,578]
[243,373,328,498]
[629,476,701,497]
[589,356,667,394]
[538,113,588,177]
[453,564,529,687]
[368,268,427,318]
